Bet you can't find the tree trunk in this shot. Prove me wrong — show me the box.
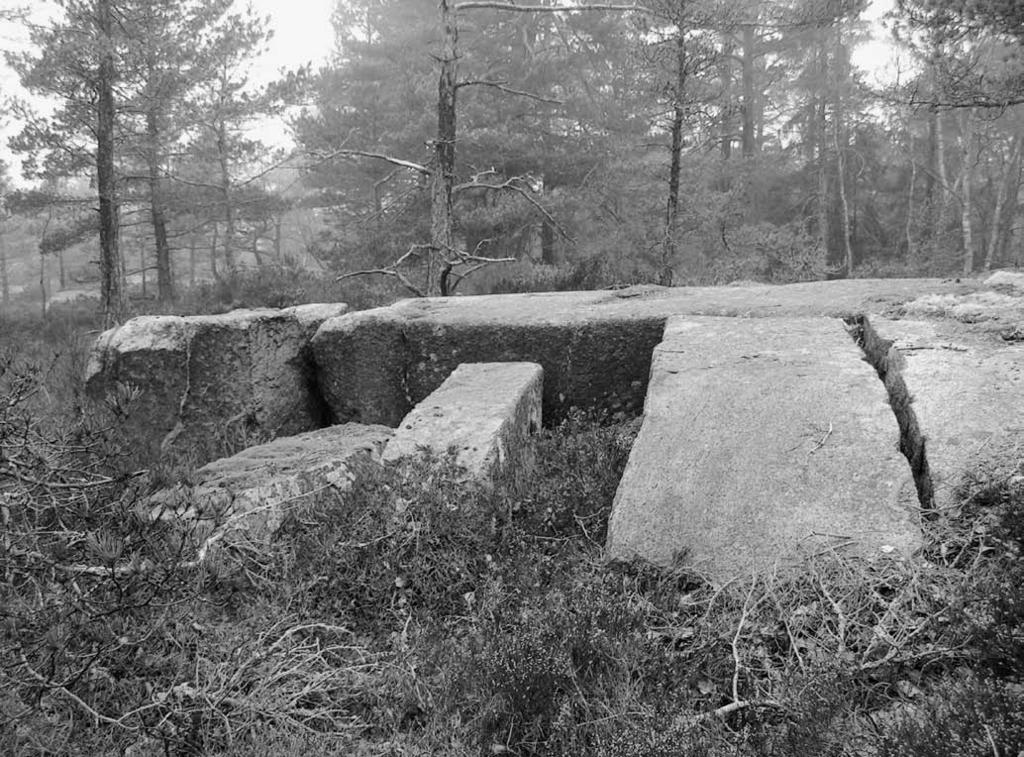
[832,23,853,275]
[661,32,686,287]
[216,115,236,275]
[0,232,8,305]
[96,0,125,327]
[740,24,756,158]
[274,217,283,262]
[817,99,830,258]
[139,244,147,299]
[905,125,917,266]
[146,109,173,302]
[959,108,976,275]
[39,248,47,319]
[189,236,197,287]
[540,220,556,265]
[985,136,1021,270]
[431,0,459,297]
[998,146,1023,265]
[209,221,220,280]
[719,30,734,159]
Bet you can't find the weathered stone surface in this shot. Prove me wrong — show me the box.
[85,304,347,463]
[985,270,1024,291]
[861,316,1024,509]
[149,423,392,540]
[606,316,921,583]
[382,362,542,481]
[311,278,974,427]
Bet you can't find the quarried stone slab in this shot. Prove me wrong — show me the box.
[382,362,542,481]
[861,316,1024,509]
[607,316,921,583]
[85,303,347,463]
[148,423,392,541]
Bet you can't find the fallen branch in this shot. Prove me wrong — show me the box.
[808,421,833,455]
[673,698,785,729]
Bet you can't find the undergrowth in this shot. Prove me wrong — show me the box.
[2,328,1024,756]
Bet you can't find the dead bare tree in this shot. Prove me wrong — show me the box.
[329,1,646,297]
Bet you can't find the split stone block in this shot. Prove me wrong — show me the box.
[382,362,543,481]
[85,303,347,464]
[861,316,1024,509]
[607,316,921,583]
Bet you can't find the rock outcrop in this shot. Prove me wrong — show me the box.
[606,316,921,582]
[382,362,542,482]
[85,273,1024,581]
[85,304,347,464]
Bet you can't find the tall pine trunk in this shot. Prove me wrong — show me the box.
[959,108,976,275]
[832,23,853,275]
[216,113,236,276]
[740,24,756,158]
[432,0,458,297]
[146,109,173,302]
[984,136,1021,270]
[96,0,125,326]
[0,232,8,306]
[661,32,686,287]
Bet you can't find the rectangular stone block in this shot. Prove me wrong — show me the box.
[607,316,921,584]
[382,362,543,482]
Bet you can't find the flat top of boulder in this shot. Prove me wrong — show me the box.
[197,423,392,487]
[315,278,978,335]
[383,362,542,470]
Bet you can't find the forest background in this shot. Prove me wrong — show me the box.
[0,0,1022,323]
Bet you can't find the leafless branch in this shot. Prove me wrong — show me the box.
[337,268,426,297]
[314,148,431,176]
[456,79,562,104]
[455,2,648,13]
[454,176,575,243]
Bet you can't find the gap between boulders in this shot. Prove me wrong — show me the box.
[845,315,934,510]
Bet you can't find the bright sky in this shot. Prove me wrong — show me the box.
[0,0,337,183]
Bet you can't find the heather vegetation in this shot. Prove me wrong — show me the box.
[2,316,1023,756]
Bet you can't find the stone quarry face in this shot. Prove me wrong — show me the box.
[91,274,1024,582]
